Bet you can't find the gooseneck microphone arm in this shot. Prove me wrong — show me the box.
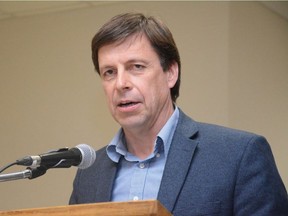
[0,169,32,182]
[0,166,47,182]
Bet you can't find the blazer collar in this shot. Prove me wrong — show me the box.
[157,108,199,212]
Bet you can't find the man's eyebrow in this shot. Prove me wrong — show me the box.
[100,64,113,69]
[126,59,149,65]
[99,58,150,71]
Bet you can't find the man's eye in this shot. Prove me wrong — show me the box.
[105,70,114,75]
[102,69,115,80]
[133,64,145,70]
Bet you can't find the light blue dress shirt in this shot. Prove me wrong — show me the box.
[106,107,179,201]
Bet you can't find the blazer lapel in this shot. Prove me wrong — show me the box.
[157,109,199,212]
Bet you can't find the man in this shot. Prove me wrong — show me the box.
[69,13,288,215]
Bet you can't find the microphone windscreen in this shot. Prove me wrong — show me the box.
[76,144,96,169]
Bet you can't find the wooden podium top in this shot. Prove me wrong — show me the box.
[0,200,171,216]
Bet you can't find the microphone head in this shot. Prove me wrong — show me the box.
[75,144,96,169]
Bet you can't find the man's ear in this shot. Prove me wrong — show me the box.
[167,61,179,88]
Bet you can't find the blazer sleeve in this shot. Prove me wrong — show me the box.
[233,135,288,215]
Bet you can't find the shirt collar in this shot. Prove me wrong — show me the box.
[157,106,179,157]
[106,106,179,163]
[106,129,125,162]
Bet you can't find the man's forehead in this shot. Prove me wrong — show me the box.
[101,33,150,51]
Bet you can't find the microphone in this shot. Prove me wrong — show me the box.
[16,144,96,170]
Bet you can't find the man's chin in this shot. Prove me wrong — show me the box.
[117,118,145,131]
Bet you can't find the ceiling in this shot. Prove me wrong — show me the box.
[261,1,288,21]
[0,1,287,21]
[0,1,113,20]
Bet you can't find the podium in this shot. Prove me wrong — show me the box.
[0,200,171,216]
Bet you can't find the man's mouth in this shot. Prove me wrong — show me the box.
[118,101,139,107]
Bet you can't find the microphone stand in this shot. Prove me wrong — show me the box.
[0,166,47,182]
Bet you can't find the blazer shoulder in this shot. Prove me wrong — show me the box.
[177,108,268,153]
[178,108,261,142]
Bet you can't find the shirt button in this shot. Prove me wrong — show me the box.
[156,153,160,158]
[139,163,145,169]
[133,196,139,201]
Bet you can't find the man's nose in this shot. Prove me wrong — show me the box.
[115,70,131,91]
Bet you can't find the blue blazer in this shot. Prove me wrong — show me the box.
[70,109,288,215]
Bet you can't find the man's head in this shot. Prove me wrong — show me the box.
[91,12,181,103]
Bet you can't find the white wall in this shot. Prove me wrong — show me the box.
[0,1,287,211]
[229,2,288,190]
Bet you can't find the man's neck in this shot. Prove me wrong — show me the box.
[123,104,175,160]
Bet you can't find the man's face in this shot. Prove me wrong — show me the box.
[98,34,178,132]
